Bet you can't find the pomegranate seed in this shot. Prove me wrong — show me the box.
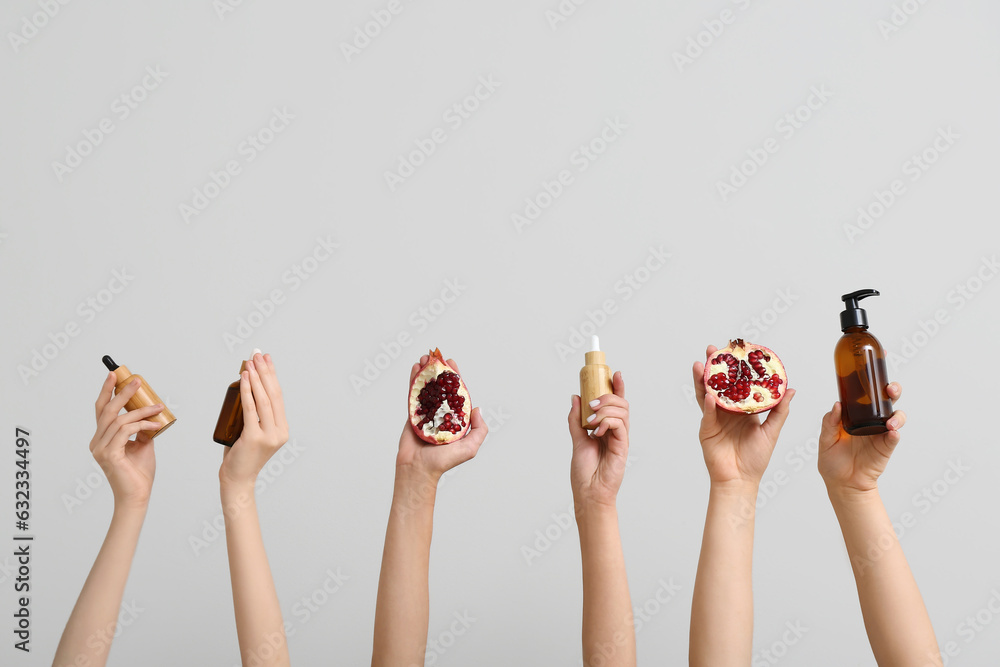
[412,369,470,439]
[705,342,786,414]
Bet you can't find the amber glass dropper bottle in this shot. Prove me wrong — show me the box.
[213,349,260,447]
[835,290,893,435]
[102,355,176,438]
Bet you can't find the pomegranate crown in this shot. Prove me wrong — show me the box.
[729,339,746,350]
[428,348,444,363]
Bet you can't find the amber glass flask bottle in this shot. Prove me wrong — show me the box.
[835,289,893,435]
[213,349,259,447]
[102,355,176,438]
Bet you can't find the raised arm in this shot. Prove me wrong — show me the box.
[219,352,291,667]
[689,345,795,667]
[568,371,636,667]
[818,383,940,666]
[53,374,164,667]
[372,354,487,667]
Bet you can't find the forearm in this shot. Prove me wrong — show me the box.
[372,466,438,667]
[689,481,758,667]
[830,488,939,666]
[53,504,146,667]
[222,482,289,667]
[576,500,635,667]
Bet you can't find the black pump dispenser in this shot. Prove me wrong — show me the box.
[835,289,892,435]
[840,289,880,332]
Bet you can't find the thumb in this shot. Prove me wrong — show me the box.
[605,422,629,461]
[692,362,707,413]
[701,390,719,429]
[818,402,843,453]
[762,389,795,442]
[872,428,902,463]
[452,407,487,463]
[568,395,589,446]
[125,432,155,456]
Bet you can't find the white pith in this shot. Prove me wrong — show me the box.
[424,400,455,436]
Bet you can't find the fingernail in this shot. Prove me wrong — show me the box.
[887,418,898,429]
[589,399,600,409]
[131,378,140,386]
[586,413,596,423]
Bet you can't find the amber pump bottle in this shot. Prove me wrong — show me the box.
[580,336,613,429]
[835,290,893,435]
[213,349,260,447]
[102,355,176,438]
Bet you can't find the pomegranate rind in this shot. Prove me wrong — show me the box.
[702,340,787,414]
[407,350,472,444]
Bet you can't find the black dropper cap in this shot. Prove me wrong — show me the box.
[102,355,119,371]
[840,289,880,331]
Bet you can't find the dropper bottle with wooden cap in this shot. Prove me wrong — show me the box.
[213,349,260,447]
[580,336,613,429]
[102,355,176,438]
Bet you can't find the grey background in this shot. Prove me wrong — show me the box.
[2,1,999,665]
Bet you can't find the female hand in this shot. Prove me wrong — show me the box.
[692,345,795,486]
[219,352,289,489]
[818,382,905,496]
[90,373,165,508]
[395,354,488,482]
[568,371,629,508]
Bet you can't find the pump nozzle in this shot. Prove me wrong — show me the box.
[840,289,880,331]
[102,355,119,371]
[842,289,880,309]
[590,336,600,352]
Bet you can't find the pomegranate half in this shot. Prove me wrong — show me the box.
[408,349,472,444]
[703,339,787,414]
